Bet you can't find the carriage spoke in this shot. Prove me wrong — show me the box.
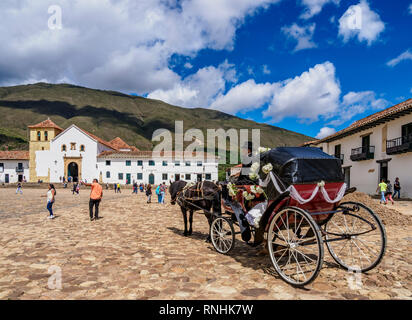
[352,238,372,264]
[336,238,349,256]
[355,237,378,256]
[291,250,307,281]
[275,248,288,264]
[293,248,316,263]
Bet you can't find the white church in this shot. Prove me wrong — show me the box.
[0,119,219,185]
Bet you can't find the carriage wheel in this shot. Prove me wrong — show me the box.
[267,207,324,287]
[210,216,235,254]
[268,207,323,287]
[325,201,386,272]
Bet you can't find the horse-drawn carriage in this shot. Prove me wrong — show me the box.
[210,147,387,286]
[170,147,386,287]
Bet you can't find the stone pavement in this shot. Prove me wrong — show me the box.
[0,188,411,300]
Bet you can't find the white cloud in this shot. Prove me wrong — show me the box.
[316,127,336,139]
[282,23,317,52]
[262,65,271,74]
[263,61,341,122]
[247,66,254,75]
[328,90,389,126]
[148,61,236,108]
[338,0,385,45]
[387,50,412,67]
[300,0,340,19]
[210,80,275,114]
[184,62,193,69]
[0,0,281,92]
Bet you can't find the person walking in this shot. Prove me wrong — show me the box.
[41,184,56,219]
[160,182,167,204]
[114,183,117,193]
[146,184,152,203]
[376,179,387,205]
[385,180,395,205]
[393,177,401,199]
[133,182,138,194]
[72,182,79,195]
[117,183,121,193]
[83,179,103,221]
[16,182,23,195]
[156,184,161,203]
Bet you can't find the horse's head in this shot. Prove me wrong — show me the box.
[169,180,187,205]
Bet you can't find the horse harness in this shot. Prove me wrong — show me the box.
[176,181,218,208]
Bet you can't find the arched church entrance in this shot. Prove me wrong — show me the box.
[68,162,79,182]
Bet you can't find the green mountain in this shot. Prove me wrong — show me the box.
[0,82,313,151]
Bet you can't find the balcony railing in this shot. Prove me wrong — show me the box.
[350,146,375,161]
[15,167,24,173]
[386,134,412,155]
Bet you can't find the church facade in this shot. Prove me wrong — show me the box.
[0,119,218,184]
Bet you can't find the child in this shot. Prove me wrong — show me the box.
[376,179,387,205]
[385,180,394,205]
[146,184,152,203]
[16,182,23,195]
[156,185,161,203]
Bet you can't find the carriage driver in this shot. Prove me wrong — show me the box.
[232,141,259,185]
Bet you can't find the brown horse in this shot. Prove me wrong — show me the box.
[169,180,221,240]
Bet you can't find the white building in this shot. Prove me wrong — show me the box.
[0,151,30,183]
[22,118,219,185]
[308,99,412,198]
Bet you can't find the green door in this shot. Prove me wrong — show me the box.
[149,174,155,185]
[126,173,131,184]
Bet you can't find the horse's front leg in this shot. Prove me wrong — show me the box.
[181,207,189,236]
[204,209,213,243]
[188,210,193,235]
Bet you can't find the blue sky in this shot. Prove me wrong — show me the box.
[1,0,411,139]
[164,0,412,138]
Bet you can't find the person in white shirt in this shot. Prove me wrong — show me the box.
[41,184,56,219]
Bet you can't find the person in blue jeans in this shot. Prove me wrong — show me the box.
[160,182,167,204]
[156,185,161,203]
[393,177,401,199]
[42,184,56,219]
[376,179,387,205]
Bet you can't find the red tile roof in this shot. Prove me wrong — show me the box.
[314,98,412,144]
[28,119,63,131]
[109,137,139,151]
[0,151,29,160]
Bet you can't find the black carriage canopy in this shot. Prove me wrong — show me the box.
[259,147,344,186]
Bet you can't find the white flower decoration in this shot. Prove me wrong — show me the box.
[317,181,325,187]
[262,163,273,174]
[228,182,238,197]
[243,191,255,201]
[249,172,258,180]
[258,147,270,153]
[255,186,264,194]
[250,162,260,173]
